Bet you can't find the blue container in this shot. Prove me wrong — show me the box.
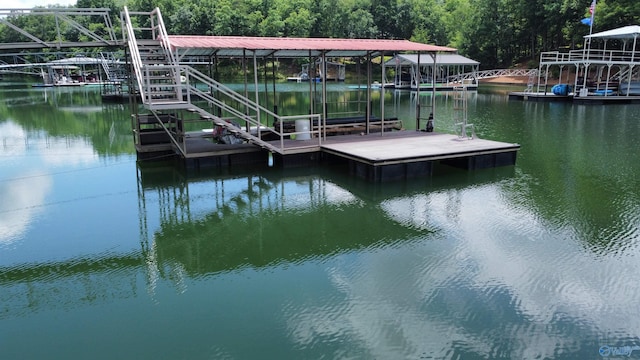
[552,84,570,96]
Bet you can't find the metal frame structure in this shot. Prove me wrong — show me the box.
[383,53,480,90]
[122,7,458,159]
[536,25,640,97]
[0,8,119,51]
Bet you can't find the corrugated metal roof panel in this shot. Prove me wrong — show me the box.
[384,54,480,66]
[585,25,640,39]
[167,35,456,58]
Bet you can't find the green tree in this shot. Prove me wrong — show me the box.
[213,0,250,35]
[597,0,640,32]
[309,0,341,37]
[370,0,397,38]
[283,8,314,37]
[345,8,377,38]
[169,5,196,34]
[410,0,448,45]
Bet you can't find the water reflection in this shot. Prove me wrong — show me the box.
[136,164,426,280]
[0,170,52,245]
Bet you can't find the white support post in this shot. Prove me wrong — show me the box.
[380,51,385,136]
[415,52,420,131]
[322,52,328,140]
[253,51,260,131]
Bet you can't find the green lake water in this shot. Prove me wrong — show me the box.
[1,82,640,359]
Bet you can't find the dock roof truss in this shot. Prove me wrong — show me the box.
[0,8,119,51]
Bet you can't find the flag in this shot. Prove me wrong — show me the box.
[581,0,596,27]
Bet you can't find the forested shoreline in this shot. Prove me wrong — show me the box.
[1,0,639,69]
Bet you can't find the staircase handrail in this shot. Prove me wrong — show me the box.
[181,66,322,151]
[122,6,145,101]
[150,7,182,99]
[150,8,176,66]
[98,52,114,81]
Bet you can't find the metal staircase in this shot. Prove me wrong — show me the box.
[122,7,321,157]
[98,52,126,82]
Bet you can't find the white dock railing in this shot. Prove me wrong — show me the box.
[448,68,540,83]
[540,49,640,64]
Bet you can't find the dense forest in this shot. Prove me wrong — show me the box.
[2,0,639,69]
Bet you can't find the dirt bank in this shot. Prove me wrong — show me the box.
[479,75,578,85]
[479,76,530,85]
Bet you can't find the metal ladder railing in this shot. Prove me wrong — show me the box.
[416,98,433,132]
[453,85,475,139]
[525,71,537,93]
[122,7,146,101]
[98,52,125,82]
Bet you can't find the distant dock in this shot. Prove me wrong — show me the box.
[508,92,571,102]
[508,91,640,104]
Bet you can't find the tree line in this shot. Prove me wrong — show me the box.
[2,0,639,69]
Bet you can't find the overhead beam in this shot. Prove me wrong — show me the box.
[0,7,121,51]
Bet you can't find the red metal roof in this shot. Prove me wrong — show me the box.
[167,35,457,58]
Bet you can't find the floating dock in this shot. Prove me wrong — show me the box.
[318,131,519,182]
[169,130,520,182]
[508,91,640,104]
[508,92,571,102]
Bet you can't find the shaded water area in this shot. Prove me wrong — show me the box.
[1,81,640,359]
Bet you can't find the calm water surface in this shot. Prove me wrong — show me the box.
[1,82,640,359]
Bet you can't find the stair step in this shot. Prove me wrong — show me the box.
[148,90,177,95]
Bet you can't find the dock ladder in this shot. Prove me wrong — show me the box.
[415,92,434,132]
[525,70,537,93]
[453,85,475,139]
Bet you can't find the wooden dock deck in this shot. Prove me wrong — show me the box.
[321,131,519,182]
[269,130,520,182]
[320,131,518,165]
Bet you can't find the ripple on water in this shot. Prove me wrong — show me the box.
[0,251,145,319]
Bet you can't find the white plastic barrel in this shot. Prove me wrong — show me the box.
[295,119,311,140]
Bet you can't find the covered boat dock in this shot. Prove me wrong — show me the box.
[124,7,518,181]
[511,25,640,103]
[383,53,480,90]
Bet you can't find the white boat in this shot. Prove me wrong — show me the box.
[54,76,85,87]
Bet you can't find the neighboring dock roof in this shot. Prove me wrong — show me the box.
[586,25,640,39]
[49,56,104,65]
[166,35,456,58]
[383,53,479,66]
